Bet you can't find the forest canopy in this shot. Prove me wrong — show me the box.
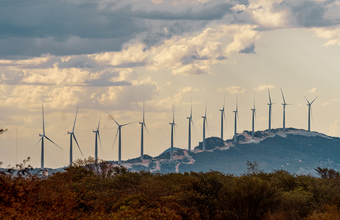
[1,157,340,220]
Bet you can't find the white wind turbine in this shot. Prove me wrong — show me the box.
[201,103,208,151]
[267,89,274,133]
[187,101,194,151]
[139,100,148,160]
[93,112,102,162]
[219,96,226,140]
[281,88,291,132]
[251,102,256,140]
[104,109,136,165]
[169,105,176,161]
[67,107,83,166]
[304,96,318,132]
[233,98,239,143]
[32,105,62,169]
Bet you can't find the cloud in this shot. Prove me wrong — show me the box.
[247,0,290,29]
[172,64,211,75]
[253,85,275,91]
[308,87,317,94]
[329,119,339,136]
[219,86,246,94]
[239,43,256,54]
[89,43,148,67]
[291,1,334,27]
[311,25,340,46]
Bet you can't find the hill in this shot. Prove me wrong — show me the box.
[124,128,340,176]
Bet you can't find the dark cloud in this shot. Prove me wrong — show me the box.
[0,0,234,58]
[292,1,334,27]
[131,3,233,20]
[239,43,255,54]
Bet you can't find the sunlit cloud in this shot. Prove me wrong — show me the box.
[218,86,246,94]
[253,85,275,91]
[308,87,317,94]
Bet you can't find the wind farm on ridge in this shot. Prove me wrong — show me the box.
[29,88,319,169]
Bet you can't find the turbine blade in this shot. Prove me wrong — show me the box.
[72,107,78,133]
[173,104,175,124]
[281,88,286,104]
[311,106,314,123]
[97,111,101,131]
[112,129,119,151]
[31,137,43,153]
[98,132,103,157]
[223,95,225,111]
[42,105,45,136]
[73,134,83,157]
[190,98,193,118]
[304,96,310,104]
[206,118,209,134]
[192,119,196,133]
[143,98,145,124]
[223,111,227,128]
[268,89,272,104]
[311,96,318,104]
[144,124,149,135]
[103,109,119,126]
[45,136,63,150]
[121,120,139,127]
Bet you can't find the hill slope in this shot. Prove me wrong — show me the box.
[124,128,340,176]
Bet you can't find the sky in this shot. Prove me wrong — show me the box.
[1,0,340,168]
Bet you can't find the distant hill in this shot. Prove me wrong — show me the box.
[16,128,340,176]
[123,128,340,176]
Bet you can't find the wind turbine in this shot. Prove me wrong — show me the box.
[187,101,194,151]
[201,103,208,151]
[251,102,256,140]
[219,96,226,140]
[304,96,318,132]
[67,107,83,166]
[268,89,274,133]
[104,110,136,165]
[169,105,176,161]
[93,112,102,162]
[233,98,239,143]
[33,105,62,169]
[139,100,148,160]
[281,88,291,132]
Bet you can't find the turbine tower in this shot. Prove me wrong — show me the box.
[219,97,226,140]
[169,105,175,161]
[33,105,62,169]
[187,101,194,151]
[68,107,83,166]
[104,110,136,165]
[201,103,208,151]
[281,88,290,132]
[93,112,102,162]
[268,89,274,133]
[304,96,318,132]
[139,100,148,160]
[251,102,256,140]
[233,99,238,143]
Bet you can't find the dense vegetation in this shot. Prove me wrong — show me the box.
[2,158,340,219]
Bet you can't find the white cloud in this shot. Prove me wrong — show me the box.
[253,85,275,91]
[219,86,246,94]
[329,119,339,136]
[311,26,340,46]
[89,43,148,66]
[308,87,317,94]
[172,64,211,75]
[224,25,259,54]
[246,0,290,29]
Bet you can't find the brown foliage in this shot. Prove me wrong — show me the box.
[2,159,340,219]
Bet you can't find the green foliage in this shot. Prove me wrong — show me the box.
[2,159,340,219]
